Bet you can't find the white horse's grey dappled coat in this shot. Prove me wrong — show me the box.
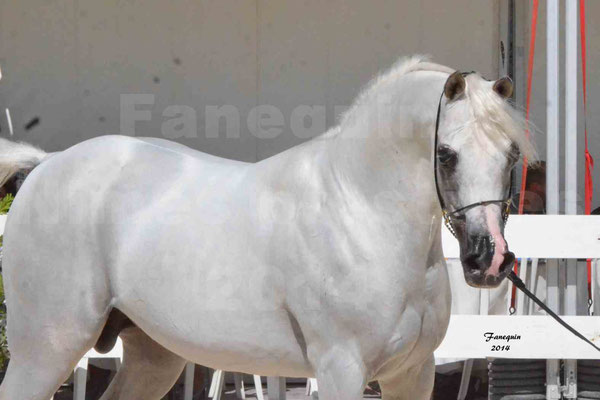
[0,57,531,400]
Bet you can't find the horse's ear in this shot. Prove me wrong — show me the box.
[444,72,466,101]
[493,76,513,99]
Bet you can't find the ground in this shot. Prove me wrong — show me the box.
[50,366,487,400]
[55,382,382,400]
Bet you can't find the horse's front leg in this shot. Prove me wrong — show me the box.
[313,347,367,400]
[378,355,435,400]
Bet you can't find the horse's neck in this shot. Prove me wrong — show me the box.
[325,71,448,214]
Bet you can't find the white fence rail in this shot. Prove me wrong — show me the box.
[442,215,600,259]
[437,214,600,360]
[435,315,600,359]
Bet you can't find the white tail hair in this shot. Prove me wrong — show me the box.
[0,137,47,188]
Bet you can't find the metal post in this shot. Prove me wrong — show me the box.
[253,375,265,400]
[513,0,527,108]
[267,377,286,400]
[234,373,246,399]
[184,363,195,400]
[546,2,560,215]
[546,1,561,398]
[594,259,600,316]
[528,258,540,315]
[73,358,88,400]
[457,360,473,400]
[516,259,529,315]
[565,0,578,218]
[498,0,511,77]
[564,1,579,397]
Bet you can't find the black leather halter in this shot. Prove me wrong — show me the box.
[433,72,512,238]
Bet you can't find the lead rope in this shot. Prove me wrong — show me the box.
[510,0,539,316]
[508,271,600,352]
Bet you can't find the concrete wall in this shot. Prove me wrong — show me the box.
[0,0,499,162]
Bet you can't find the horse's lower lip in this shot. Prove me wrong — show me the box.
[466,276,503,288]
[464,263,513,288]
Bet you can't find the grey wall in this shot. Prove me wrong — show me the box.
[0,0,499,162]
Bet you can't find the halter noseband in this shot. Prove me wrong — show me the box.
[433,71,512,238]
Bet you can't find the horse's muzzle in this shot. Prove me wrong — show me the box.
[460,235,515,288]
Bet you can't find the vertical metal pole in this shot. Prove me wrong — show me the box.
[267,377,286,400]
[565,0,578,218]
[73,358,89,400]
[528,258,540,315]
[546,1,561,399]
[234,373,246,399]
[594,259,600,316]
[513,0,527,108]
[184,363,195,400]
[547,1,560,215]
[498,0,511,77]
[564,1,579,396]
[457,360,474,400]
[254,375,265,400]
[516,259,529,315]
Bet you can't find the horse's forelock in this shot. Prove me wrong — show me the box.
[463,75,537,162]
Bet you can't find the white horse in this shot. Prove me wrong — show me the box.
[0,56,533,400]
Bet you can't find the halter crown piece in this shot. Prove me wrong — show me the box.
[433,71,512,238]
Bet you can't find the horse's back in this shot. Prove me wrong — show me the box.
[3,134,251,295]
[11,135,247,213]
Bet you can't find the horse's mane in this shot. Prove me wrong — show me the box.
[335,55,536,160]
[337,55,441,130]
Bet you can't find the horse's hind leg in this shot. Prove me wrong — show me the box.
[99,326,186,400]
[0,305,108,400]
[0,343,97,400]
[0,237,112,399]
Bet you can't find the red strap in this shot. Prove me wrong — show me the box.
[511,0,539,311]
[580,0,595,301]
[581,0,593,215]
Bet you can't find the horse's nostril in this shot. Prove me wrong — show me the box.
[461,235,494,271]
[499,252,515,273]
[463,254,482,270]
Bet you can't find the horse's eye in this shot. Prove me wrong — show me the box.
[437,145,458,169]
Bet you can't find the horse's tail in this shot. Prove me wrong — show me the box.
[0,137,48,195]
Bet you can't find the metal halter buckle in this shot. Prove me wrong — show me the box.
[442,210,457,238]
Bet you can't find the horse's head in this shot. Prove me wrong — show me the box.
[435,71,534,288]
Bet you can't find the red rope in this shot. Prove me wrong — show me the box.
[511,0,539,312]
[580,0,595,301]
